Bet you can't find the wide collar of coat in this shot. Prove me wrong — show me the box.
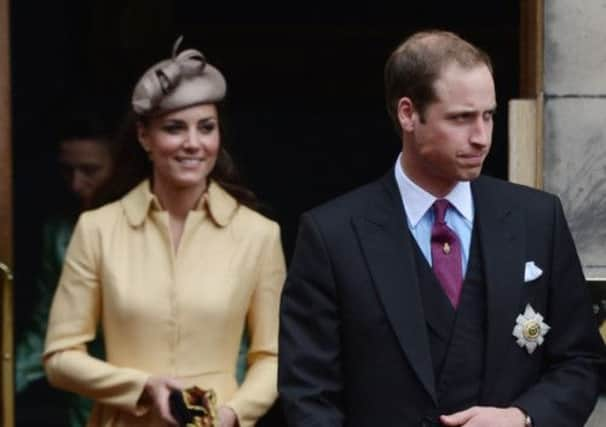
[352,172,526,404]
[120,179,239,228]
[352,170,438,403]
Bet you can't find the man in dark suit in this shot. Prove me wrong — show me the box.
[278,30,605,427]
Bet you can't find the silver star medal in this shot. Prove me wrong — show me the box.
[512,304,550,354]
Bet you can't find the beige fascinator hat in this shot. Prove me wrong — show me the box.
[131,36,227,116]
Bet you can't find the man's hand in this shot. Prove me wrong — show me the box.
[440,406,526,427]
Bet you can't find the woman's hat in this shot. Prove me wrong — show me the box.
[131,36,226,116]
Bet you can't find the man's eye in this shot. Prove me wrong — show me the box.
[80,165,101,176]
[452,114,470,122]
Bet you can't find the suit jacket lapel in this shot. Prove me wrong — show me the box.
[353,172,437,404]
[472,177,526,401]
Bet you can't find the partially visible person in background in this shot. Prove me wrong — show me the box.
[43,38,285,427]
[15,108,116,426]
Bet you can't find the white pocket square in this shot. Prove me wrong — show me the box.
[524,261,543,282]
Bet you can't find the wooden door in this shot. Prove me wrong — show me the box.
[0,0,14,425]
[509,0,544,188]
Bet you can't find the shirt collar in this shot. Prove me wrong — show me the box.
[121,179,238,228]
[394,153,474,227]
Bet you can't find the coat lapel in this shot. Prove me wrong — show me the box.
[472,177,526,401]
[352,172,437,404]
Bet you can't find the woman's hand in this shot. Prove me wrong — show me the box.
[139,375,183,426]
[218,405,239,427]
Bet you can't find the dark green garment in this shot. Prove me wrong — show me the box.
[236,330,249,385]
[15,216,104,427]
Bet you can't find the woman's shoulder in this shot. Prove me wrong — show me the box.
[209,181,279,233]
[224,198,281,245]
[79,180,149,228]
[234,203,280,231]
[75,199,124,231]
[230,206,282,255]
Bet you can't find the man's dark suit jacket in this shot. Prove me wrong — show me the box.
[279,171,605,427]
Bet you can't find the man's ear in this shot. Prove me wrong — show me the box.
[397,97,416,133]
[136,121,150,152]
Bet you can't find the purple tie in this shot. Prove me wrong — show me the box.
[431,199,463,308]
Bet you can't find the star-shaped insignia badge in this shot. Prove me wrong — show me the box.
[512,304,550,354]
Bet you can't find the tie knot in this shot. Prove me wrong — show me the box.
[433,199,449,224]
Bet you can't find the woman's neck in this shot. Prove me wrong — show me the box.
[151,178,207,220]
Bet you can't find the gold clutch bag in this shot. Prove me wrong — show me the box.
[169,386,218,427]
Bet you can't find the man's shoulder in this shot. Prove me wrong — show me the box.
[474,175,557,205]
[306,174,390,221]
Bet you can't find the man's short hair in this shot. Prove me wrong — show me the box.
[384,30,493,134]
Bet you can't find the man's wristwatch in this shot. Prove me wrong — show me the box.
[523,413,534,427]
[515,407,533,427]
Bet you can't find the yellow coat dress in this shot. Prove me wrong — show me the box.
[43,180,286,427]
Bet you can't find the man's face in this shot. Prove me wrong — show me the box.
[399,62,496,196]
[59,139,113,208]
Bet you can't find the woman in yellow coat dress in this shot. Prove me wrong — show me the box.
[43,38,286,427]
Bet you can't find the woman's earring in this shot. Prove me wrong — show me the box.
[142,146,153,161]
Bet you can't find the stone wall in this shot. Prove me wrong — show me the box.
[543,0,606,280]
[543,2,606,425]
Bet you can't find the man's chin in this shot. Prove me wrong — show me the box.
[459,167,483,182]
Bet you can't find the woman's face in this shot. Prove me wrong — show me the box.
[138,104,220,193]
[58,139,114,208]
